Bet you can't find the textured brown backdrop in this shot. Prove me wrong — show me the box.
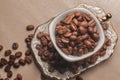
[0,0,120,80]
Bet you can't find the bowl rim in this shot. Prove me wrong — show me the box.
[49,7,105,62]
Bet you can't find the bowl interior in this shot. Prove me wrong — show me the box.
[49,8,105,62]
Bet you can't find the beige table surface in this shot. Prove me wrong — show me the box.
[0,0,120,80]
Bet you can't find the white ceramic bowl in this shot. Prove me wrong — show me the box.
[49,8,105,62]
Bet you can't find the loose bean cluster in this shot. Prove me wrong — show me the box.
[0,25,34,80]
